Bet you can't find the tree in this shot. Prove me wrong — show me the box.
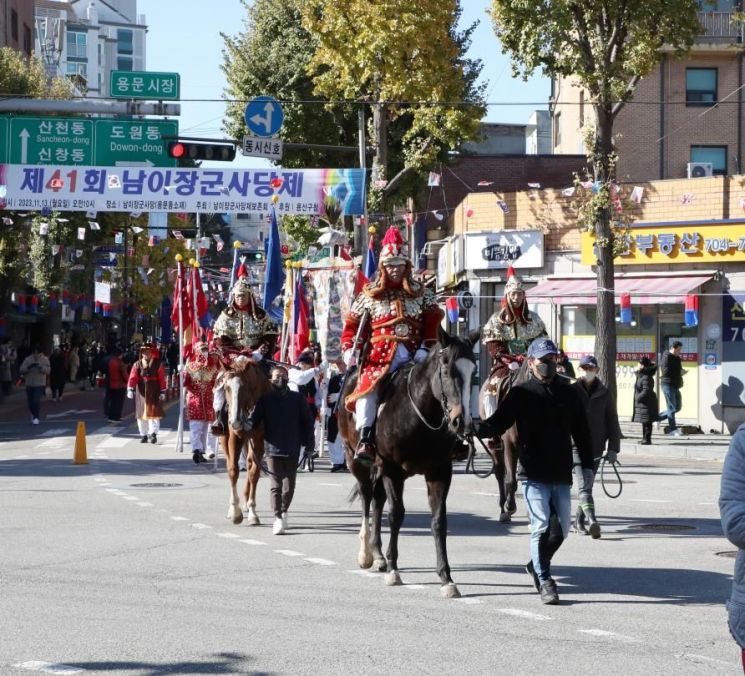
[489,0,700,395]
[221,0,359,168]
[302,1,485,214]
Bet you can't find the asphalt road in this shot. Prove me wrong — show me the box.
[0,402,739,675]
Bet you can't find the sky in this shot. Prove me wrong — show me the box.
[137,0,550,168]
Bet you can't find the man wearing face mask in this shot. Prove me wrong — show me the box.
[571,355,621,539]
[245,366,315,535]
[184,338,220,464]
[476,338,593,605]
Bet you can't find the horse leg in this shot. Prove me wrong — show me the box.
[426,468,460,598]
[383,473,405,586]
[504,428,519,516]
[370,476,387,572]
[225,434,243,524]
[356,475,374,569]
[493,440,510,523]
[245,437,261,526]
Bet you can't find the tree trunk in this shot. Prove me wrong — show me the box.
[593,109,618,400]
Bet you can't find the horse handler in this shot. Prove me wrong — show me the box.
[127,342,167,444]
[245,365,316,535]
[476,338,593,605]
[184,338,220,464]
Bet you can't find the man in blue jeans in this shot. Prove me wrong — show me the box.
[658,340,685,436]
[477,338,593,604]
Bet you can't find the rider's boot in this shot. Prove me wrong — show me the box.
[584,505,601,539]
[574,506,589,535]
[353,426,376,467]
[210,404,228,436]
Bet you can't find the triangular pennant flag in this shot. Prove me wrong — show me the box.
[38,222,49,236]
[477,181,493,187]
[88,221,100,230]
[86,210,97,219]
[109,252,117,262]
[131,226,144,234]
[129,211,142,218]
[527,182,541,189]
[496,200,509,214]
[77,227,86,240]
[427,172,441,187]
[75,249,83,258]
[562,186,576,197]
[631,186,645,204]
[1,217,13,225]
[173,230,184,240]
[114,232,123,244]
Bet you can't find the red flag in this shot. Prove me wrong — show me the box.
[293,275,310,357]
[171,261,194,356]
[354,267,368,295]
[187,265,209,342]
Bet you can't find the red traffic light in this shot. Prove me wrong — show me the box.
[167,141,236,162]
[169,142,186,159]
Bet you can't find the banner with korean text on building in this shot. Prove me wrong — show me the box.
[0,165,367,215]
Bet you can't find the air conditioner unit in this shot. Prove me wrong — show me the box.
[687,162,713,178]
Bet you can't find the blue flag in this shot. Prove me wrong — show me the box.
[262,207,285,313]
[364,236,377,280]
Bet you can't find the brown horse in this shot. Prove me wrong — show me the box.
[478,359,530,523]
[220,356,271,525]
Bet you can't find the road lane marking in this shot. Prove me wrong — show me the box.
[136,502,154,507]
[677,653,738,667]
[170,516,189,521]
[496,608,551,621]
[190,523,212,529]
[304,557,337,566]
[39,428,70,437]
[455,598,482,604]
[14,661,83,674]
[217,532,241,539]
[105,489,125,495]
[404,584,427,590]
[319,483,342,487]
[274,549,305,557]
[630,499,671,503]
[472,491,498,497]
[578,629,637,641]
[240,539,267,546]
[123,496,139,501]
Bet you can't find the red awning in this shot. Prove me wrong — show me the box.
[527,274,713,305]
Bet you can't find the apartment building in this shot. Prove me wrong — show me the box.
[0,0,33,56]
[34,0,146,96]
[550,0,745,182]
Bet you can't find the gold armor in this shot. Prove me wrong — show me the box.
[213,304,277,350]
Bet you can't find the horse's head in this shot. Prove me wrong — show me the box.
[430,326,479,436]
[222,355,270,433]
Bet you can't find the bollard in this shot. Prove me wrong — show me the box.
[73,420,88,464]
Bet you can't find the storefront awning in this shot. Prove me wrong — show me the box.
[528,274,714,305]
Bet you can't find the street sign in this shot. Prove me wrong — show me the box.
[0,116,178,167]
[109,70,180,100]
[244,95,284,138]
[9,116,93,165]
[94,119,178,167]
[242,135,283,160]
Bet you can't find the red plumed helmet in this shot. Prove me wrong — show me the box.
[379,226,406,264]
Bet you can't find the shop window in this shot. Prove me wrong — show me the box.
[686,68,717,106]
[691,145,727,175]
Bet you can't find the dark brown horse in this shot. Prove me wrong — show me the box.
[478,359,530,522]
[220,356,271,524]
[338,328,479,598]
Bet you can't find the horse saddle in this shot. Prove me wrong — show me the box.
[378,363,413,405]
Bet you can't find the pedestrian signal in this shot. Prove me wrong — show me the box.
[168,141,236,162]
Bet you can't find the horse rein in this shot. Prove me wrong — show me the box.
[406,362,447,431]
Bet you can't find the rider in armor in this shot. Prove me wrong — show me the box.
[341,226,444,467]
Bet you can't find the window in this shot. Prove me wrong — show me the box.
[23,24,31,56]
[691,145,727,175]
[117,56,133,71]
[66,30,87,59]
[686,68,717,106]
[10,9,18,41]
[66,62,88,78]
[554,112,562,147]
[117,29,133,55]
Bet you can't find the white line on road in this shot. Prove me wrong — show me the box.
[472,491,498,497]
[578,629,637,641]
[455,598,482,604]
[105,489,125,495]
[96,437,129,448]
[304,557,337,566]
[240,538,267,546]
[14,661,83,674]
[630,499,671,503]
[404,584,427,589]
[217,532,241,539]
[39,428,70,437]
[698,502,717,506]
[677,653,738,667]
[123,496,139,501]
[274,549,305,557]
[136,502,154,507]
[190,523,212,529]
[170,516,189,521]
[496,608,552,621]
[319,483,342,487]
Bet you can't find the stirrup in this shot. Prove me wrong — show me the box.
[354,441,376,466]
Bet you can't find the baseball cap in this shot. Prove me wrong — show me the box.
[297,353,315,365]
[527,338,559,359]
[579,355,598,368]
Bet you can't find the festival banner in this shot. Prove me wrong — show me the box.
[0,165,368,215]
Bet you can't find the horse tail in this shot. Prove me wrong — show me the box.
[347,484,361,504]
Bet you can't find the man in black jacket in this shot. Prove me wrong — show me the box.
[247,366,315,535]
[477,338,593,605]
[658,340,685,436]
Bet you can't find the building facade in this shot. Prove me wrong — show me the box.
[0,0,34,56]
[34,0,147,96]
[550,2,745,182]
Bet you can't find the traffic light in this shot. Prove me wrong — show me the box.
[168,141,236,162]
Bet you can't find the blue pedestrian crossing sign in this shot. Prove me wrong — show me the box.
[244,96,284,138]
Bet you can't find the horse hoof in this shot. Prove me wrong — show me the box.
[441,583,461,599]
[358,554,373,569]
[498,512,512,523]
[228,510,243,525]
[373,558,387,572]
[247,514,260,526]
[385,571,402,586]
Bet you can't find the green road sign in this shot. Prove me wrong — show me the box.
[109,70,180,100]
[94,119,178,167]
[0,117,8,163]
[9,116,94,165]
[0,116,178,167]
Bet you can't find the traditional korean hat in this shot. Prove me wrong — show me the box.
[379,226,407,265]
[233,262,252,291]
[504,265,523,294]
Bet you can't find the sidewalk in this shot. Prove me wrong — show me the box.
[619,420,731,462]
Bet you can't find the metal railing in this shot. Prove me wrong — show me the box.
[696,11,745,43]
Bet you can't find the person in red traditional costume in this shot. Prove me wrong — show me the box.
[127,341,167,444]
[184,337,220,464]
[481,265,547,417]
[341,226,444,466]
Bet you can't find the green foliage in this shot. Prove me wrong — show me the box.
[221,0,359,168]
[281,214,321,254]
[0,47,74,99]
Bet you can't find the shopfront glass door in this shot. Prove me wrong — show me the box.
[658,317,698,421]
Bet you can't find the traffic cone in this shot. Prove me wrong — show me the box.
[73,421,88,464]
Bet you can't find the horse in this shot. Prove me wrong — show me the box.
[219,355,272,525]
[338,327,479,598]
[478,358,530,523]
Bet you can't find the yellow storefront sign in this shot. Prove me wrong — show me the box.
[581,222,745,265]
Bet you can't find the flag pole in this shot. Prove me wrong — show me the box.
[229,240,240,304]
[175,255,185,454]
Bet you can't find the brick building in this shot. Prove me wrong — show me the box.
[0,0,34,56]
[550,4,745,182]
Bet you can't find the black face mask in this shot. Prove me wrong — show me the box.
[272,377,289,390]
[534,360,557,381]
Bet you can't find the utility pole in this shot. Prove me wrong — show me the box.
[356,104,367,253]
